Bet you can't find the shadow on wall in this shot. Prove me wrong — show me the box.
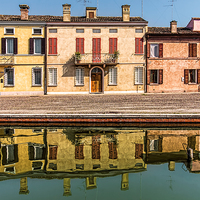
[62,55,75,77]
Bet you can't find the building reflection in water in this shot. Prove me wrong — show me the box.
[0,127,200,196]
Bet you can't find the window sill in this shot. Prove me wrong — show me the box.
[109,84,117,86]
[32,33,42,35]
[135,53,144,55]
[32,85,42,87]
[4,33,14,35]
[150,83,159,85]
[4,85,14,87]
[75,84,84,87]
[135,83,143,85]
[188,83,198,85]
[48,85,57,87]
[48,54,58,56]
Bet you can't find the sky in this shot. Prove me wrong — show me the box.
[0,0,199,27]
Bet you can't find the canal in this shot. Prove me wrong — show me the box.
[0,126,200,200]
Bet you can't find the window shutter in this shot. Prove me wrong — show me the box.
[140,38,143,53]
[49,38,52,54]
[135,38,139,54]
[1,38,6,54]
[54,38,57,54]
[184,69,189,84]
[135,67,138,84]
[147,70,150,85]
[197,69,200,84]
[159,69,163,84]
[2,146,7,165]
[109,38,113,54]
[159,43,163,58]
[147,43,150,57]
[158,138,163,152]
[76,38,79,52]
[4,69,7,86]
[81,68,84,85]
[41,38,45,54]
[114,38,117,52]
[189,43,193,57]
[81,38,84,54]
[193,43,197,57]
[139,67,143,84]
[32,68,35,86]
[42,147,46,159]
[14,38,18,54]
[29,146,34,160]
[14,144,18,163]
[29,38,34,54]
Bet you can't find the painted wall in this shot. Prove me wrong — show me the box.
[0,26,45,95]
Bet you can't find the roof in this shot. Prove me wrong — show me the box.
[147,27,200,35]
[0,15,147,23]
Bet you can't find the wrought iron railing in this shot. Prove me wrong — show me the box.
[0,56,14,65]
[75,53,119,64]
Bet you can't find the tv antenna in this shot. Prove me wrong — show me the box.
[141,0,143,18]
[165,0,177,21]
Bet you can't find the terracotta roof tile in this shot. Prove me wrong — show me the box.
[0,15,147,22]
[148,27,199,34]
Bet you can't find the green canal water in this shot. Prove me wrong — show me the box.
[0,126,200,200]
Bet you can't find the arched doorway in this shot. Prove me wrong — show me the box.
[90,67,103,93]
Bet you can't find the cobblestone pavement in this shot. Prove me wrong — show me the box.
[0,93,200,116]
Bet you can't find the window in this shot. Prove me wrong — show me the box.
[2,144,18,165]
[149,43,163,58]
[93,29,101,33]
[135,38,143,54]
[48,68,57,86]
[49,38,57,54]
[189,43,197,57]
[29,38,45,54]
[109,67,117,85]
[4,68,14,86]
[1,38,18,54]
[150,140,159,151]
[28,144,45,160]
[32,67,42,86]
[89,12,94,18]
[49,29,57,33]
[75,145,84,159]
[4,28,14,35]
[109,29,118,33]
[135,67,143,84]
[150,44,159,57]
[184,69,200,84]
[49,145,58,160]
[147,69,163,84]
[75,68,84,85]
[76,38,84,54]
[109,38,117,54]
[135,29,143,33]
[76,29,84,33]
[32,28,42,35]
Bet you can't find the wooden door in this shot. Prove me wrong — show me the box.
[92,38,101,63]
[49,146,58,160]
[135,144,143,159]
[91,73,102,93]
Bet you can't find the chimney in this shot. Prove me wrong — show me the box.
[63,4,71,22]
[86,7,97,19]
[170,20,177,33]
[122,5,130,22]
[19,4,30,21]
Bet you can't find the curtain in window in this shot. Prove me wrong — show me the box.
[150,44,158,57]
[7,39,14,54]
[35,39,41,54]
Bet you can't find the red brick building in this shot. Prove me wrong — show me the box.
[146,21,200,93]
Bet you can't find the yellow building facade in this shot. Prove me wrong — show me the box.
[46,4,148,94]
[0,5,45,95]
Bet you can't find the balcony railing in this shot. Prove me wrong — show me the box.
[0,56,14,65]
[75,53,119,65]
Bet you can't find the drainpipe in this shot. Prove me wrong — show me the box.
[44,24,47,95]
[145,34,148,93]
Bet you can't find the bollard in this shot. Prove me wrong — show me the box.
[187,148,193,161]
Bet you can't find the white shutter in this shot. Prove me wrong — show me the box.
[54,68,57,85]
[109,67,117,85]
[48,68,57,86]
[138,67,143,84]
[4,68,7,86]
[32,68,35,86]
[75,68,84,85]
[135,67,138,84]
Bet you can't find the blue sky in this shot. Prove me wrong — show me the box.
[0,0,199,27]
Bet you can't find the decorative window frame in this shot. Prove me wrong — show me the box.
[32,67,42,86]
[4,68,14,87]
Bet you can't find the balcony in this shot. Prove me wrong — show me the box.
[75,53,119,67]
[0,56,14,65]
